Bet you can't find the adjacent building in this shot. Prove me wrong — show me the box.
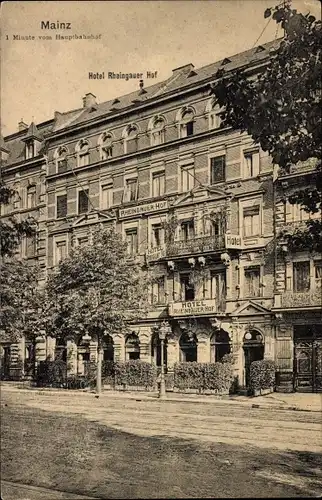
[1,38,320,392]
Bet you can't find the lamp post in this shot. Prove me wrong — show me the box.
[158,320,171,399]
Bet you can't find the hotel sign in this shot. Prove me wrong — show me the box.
[225,234,243,249]
[145,245,166,262]
[119,200,168,219]
[168,299,216,317]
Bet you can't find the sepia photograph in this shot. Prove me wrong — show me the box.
[0,0,321,498]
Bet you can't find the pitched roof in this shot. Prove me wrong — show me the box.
[22,122,43,141]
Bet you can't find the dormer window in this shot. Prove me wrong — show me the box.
[25,140,35,160]
[178,107,195,138]
[98,132,113,160]
[76,139,90,167]
[149,116,166,146]
[54,146,68,173]
[123,124,139,154]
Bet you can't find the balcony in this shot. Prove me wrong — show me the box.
[146,233,242,263]
[168,298,217,317]
[274,290,322,311]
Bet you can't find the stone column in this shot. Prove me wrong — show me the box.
[89,341,98,363]
[66,340,77,375]
[139,329,152,363]
[197,336,211,363]
[113,334,125,362]
[46,336,56,361]
[35,335,47,363]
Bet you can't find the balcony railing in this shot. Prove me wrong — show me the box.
[274,290,322,310]
[167,234,225,258]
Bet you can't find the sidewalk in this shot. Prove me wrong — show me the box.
[2,382,321,412]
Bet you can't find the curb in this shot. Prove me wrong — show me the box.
[2,385,321,413]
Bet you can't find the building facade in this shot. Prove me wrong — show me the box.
[1,38,320,391]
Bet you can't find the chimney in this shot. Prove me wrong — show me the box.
[172,63,194,77]
[18,119,28,132]
[82,93,97,108]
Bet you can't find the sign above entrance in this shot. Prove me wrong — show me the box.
[145,245,166,263]
[119,200,169,219]
[168,299,216,317]
[225,234,243,249]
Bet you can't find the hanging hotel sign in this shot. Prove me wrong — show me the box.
[225,234,243,249]
[145,245,166,262]
[119,200,169,219]
[168,299,216,317]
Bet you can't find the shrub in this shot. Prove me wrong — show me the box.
[250,359,276,393]
[114,360,157,388]
[174,359,235,394]
[66,375,90,390]
[35,359,67,387]
[102,360,115,385]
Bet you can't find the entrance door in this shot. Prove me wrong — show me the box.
[243,331,264,388]
[294,325,322,392]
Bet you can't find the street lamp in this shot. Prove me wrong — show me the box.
[158,320,172,399]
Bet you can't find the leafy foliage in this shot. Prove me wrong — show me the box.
[0,259,45,343]
[211,3,322,250]
[114,360,157,388]
[174,360,235,393]
[46,227,150,345]
[250,359,276,393]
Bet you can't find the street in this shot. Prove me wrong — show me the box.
[1,387,322,499]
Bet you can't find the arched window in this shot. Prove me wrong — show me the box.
[206,99,223,130]
[125,333,140,360]
[149,116,166,146]
[54,145,68,173]
[123,124,139,154]
[177,107,195,138]
[103,334,114,361]
[98,132,113,161]
[210,329,231,362]
[76,139,90,167]
[179,331,197,362]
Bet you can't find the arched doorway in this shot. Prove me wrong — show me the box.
[103,334,114,361]
[243,330,264,387]
[55,337,67,362]
[179,332,198,362]
[125,333,140,360]
[210,329,231,362]
[151,332,167,366]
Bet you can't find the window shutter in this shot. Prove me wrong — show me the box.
[78,190,89,214]
[56,194,67,218]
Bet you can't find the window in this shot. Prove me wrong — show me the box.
[123,178,138,202]
[180,220,194,241]
[150,117,165,146]
[151,223,164,247]
[125,228,138,256]
[209,104,222,130]
[77,236,89,247]
[180,275,195,301]
[56,194,67,218]
[244,150,260,178]
[179,109,194,138]
[293,261,310,292]
[243,206,260,237]
[26,235,36,258]
[124,125,139,154]
[55,241,67,264]
[151,277,165,304]
[78,189,89,214]
[152,171,165,197]
[211,271,226,311]
[181,164,194,192]
[244,267,260,297]
[27,185,36,208]
[25,141,35,160]
[76,140,90,167]
[99,132,113,160]
[210,156,226,184]
[101,183,113,209]
[55,146,68,173]
[125,333,140,360]
[315,261,322,289]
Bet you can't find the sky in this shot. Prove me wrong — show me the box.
[1,0,321,136]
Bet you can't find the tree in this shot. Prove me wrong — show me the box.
[46,226,151,394]
[211,2,321,251]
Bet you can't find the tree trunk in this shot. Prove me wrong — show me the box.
[96,339,102,395]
